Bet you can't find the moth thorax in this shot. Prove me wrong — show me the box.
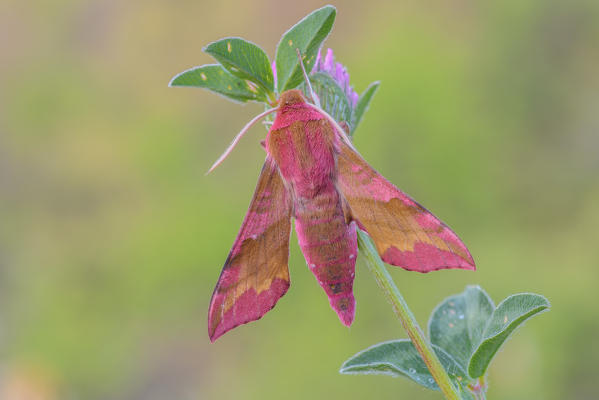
[279,89,306,107]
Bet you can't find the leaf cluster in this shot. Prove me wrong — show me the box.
[340,286,550,398]
[168,5,378,133]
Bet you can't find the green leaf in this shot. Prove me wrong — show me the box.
[428,286,494,374]
[308,72,352,125]
[204,37,274,97]
[459,387,477,400]
[468,293,550,378]
[169,64,262,103]
[351,81,380,135]
[340,339,468,392]
[275,5,336,92]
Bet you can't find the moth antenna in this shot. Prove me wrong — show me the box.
[305,102,357,152]
[207,107,279,174]
[296,48,321,109]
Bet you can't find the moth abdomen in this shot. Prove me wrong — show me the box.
[295,188,358,326]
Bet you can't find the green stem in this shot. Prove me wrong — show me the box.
[357,230,462,400]
[468,377,487,400]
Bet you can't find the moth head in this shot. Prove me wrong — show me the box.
[279,89,306,107]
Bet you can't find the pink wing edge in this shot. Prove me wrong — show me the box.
[337,141,476,273]
[208,158,292,342]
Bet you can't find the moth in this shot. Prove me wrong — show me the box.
[208,89,475,341]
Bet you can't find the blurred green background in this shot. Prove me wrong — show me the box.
[1,0,598,399]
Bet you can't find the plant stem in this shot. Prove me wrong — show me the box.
[357,230,462,400]
[468,377,487,400]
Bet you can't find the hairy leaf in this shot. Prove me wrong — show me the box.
[340,339,467,391]
[275,5,336,92]
[468,293,550,378]
[309,72,352,125]
[351,81,379,135]
[169,64,262,103]
[204,37,274,96]
[428,286,494,374]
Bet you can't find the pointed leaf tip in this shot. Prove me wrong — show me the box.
[276,5,336,92]
[169,64,265,103]
[351,81,380,135]
[204,37,274,96]
[468,293,550,378]
[340,339,468,391]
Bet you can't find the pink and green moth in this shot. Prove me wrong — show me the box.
[207,55,475,342]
